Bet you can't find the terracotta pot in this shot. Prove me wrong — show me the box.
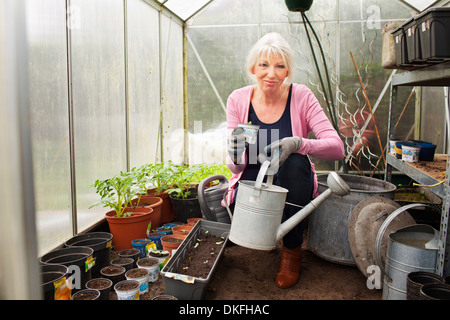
[130,196,163,229]
[187,218,203,226]
[172,225,193,237]
[160,234,185,256]
[105,207,153,252]
[146,188,175,224]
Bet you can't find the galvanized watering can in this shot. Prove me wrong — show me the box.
[224,161,350,250]
[375,203,439,300]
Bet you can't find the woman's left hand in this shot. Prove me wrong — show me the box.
[258,136,302,169]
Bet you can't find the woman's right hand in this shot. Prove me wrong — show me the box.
[227,127,247,164]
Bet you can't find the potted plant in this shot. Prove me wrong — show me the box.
[166,164,204,223]
[142,161,177,224]
[90,170,152,251]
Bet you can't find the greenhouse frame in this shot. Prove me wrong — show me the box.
[1,0,450,300]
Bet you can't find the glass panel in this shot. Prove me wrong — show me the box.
[340,0,412,21]
[127,0,161,168]
[272,0,338,23]
[25,0,72,256]
[164,0,211,21]
[160,15,184,163]
[402,0,437,12]
[188,0,260,25]
[187,0,413,172]
[421,87,446,153]
[70,0,127,231]
[187,26,260,164]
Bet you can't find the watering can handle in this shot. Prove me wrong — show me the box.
[254,160,273,192]
[375,203,429,278]
[223,189,233,222]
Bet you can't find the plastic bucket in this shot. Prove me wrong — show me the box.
[148,250,171,269]
[118,248,140,268]
[125,268,150,294]
[41,264,70,300]
[156,226,173,235]
[110,257,134,271]
[407,271,445,300]
[131,239,152,258]
[114,280,140,300]
[402,143,421,163]
[85,278,113,300]
[420,283,450,300]
[137,257,160,282]
[389,139,400,155]
[71,289,100,300]
[237,123,260,144]
[147,232,164,250]
[64,232,113,278]
[418,143,436,161]
[100,266,125,286]
[169,189,202,223]
[39,246,94,292]
[395,141,406,159]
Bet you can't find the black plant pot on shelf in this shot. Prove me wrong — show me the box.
[169,188,202,223]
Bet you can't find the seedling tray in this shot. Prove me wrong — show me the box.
[160,220,230,300]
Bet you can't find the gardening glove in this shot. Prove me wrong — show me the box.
[227,127,247,164]
[258,136,302,171]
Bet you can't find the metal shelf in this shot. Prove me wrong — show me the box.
[386,153,446,198]
[392,61,450,87]
[385,61,450,277]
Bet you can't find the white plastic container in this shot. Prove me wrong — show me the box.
[125,268,150,295]
[136,257,160,283]
[237,123,260,144]
[114,280,140,300]
[402,144,421,162]
[389,139,400,155]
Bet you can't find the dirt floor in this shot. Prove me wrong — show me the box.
[109,229,382,301]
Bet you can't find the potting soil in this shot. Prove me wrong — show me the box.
[72,291,99,300]
[175,234,224,279]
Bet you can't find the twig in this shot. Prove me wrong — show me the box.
[349,51,385,165]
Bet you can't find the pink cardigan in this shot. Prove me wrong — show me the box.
[224,83,345,205]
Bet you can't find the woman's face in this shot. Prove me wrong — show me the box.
[252,52,289,94]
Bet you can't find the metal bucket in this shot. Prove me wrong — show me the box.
[308,174,396,265]
[376,204,439,300]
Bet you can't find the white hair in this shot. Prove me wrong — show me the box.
[246,32,294,83]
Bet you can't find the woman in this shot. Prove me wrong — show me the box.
[225,32,345,289]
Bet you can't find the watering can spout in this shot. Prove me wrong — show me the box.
[276,172,350,242]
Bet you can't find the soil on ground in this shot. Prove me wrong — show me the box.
[108,229,382,300]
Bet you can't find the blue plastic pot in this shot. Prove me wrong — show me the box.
[147,232,164,250]
[416,142,437,161]
[156,226,173,235]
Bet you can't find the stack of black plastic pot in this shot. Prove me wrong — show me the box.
[39,232,113,300]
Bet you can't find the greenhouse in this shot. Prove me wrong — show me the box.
[1,0,450,302]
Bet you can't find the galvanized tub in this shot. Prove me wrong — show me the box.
[377,219,439,300]
[308,174,397,265]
